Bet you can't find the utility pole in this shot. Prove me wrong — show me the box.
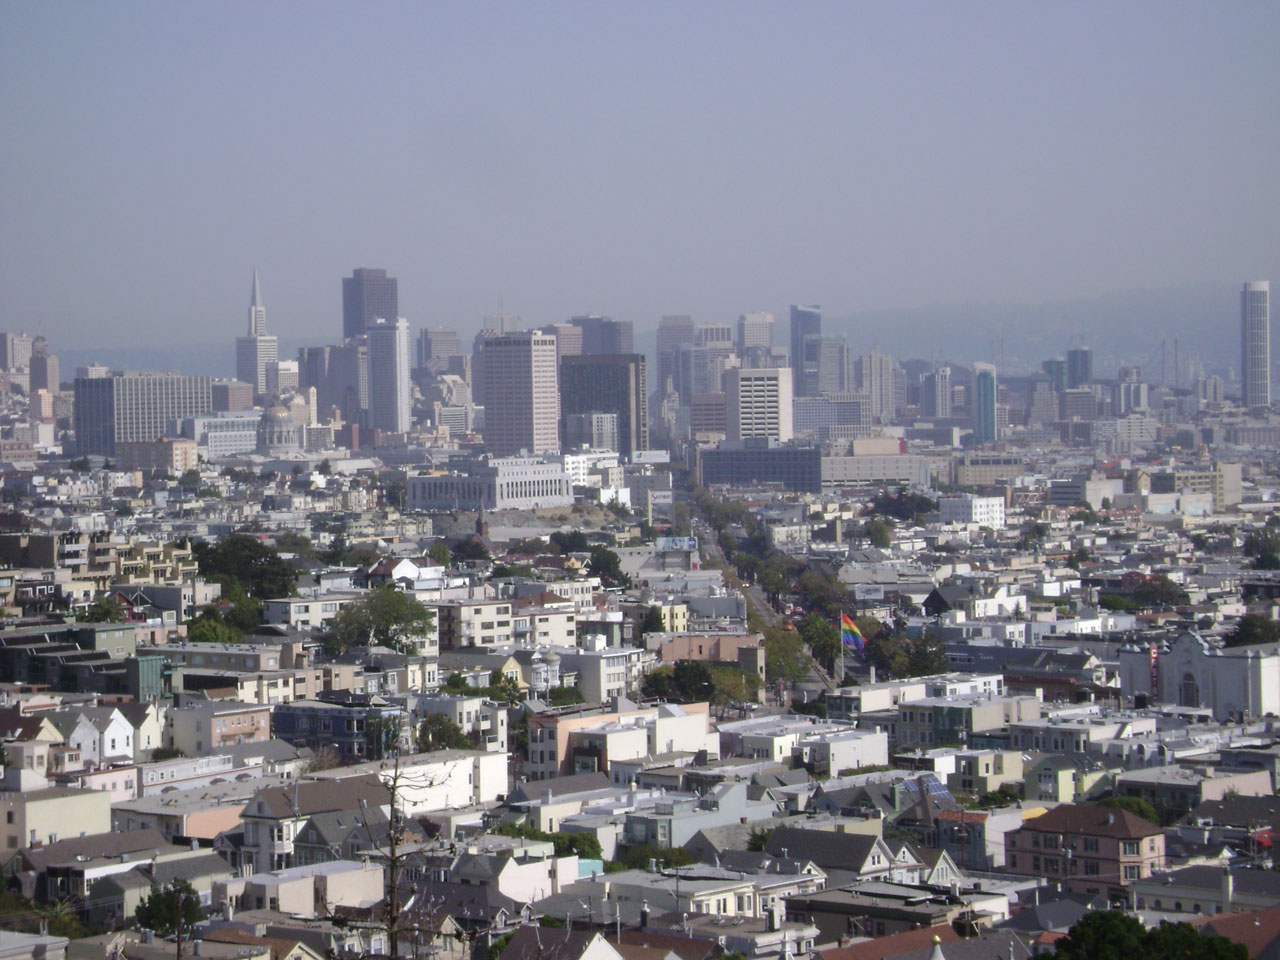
[175,890,184,960]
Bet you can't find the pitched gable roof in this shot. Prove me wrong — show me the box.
[763,826,884,872]
[18,828,171,872]
[249,774,389,820]
[1019,803,1160,838]
[499,927,619,960]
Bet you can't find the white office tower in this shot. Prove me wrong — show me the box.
[235,270,278,397]
[367,317,412,434]
[483,330,560,456]
[726,367,793,442]
[737,312,775,352]
[1242,281,1270,409]
[858,348,898,421]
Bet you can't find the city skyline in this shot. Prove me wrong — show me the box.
[2,4,1277,353]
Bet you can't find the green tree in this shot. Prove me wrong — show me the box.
[326,584,435,656]
[638,605,667,637]
[453,536,490,562]
[549,531,589,553]
[547,686,585,706]
[1145,921,1246,960]
[762,626,811,684]
[416,713,473,752]
[178,468,202,489]
[1132,574,1187,608]
[905,631,947,677]
[444,672,471,693]
[488,672,523,705]
[799,612,840,675]
[864,631,910,677]
[1095,795,1159,825]
[185,611,241,644]
[194,535,297,600]
[551,832,603,860]
[135,879,201,938]
[363,715,401,760]
[1224,614,1280,648]
[428,541,452,567]
[864,518,892,549]
[746,827,773,852]
[79,595,126,623]
[1053,911,1245,960]
[1052,911,1148,960]
[587,546,628,586]
[274,532,314,556]
[642,661,714,702]
[710,666,762,712]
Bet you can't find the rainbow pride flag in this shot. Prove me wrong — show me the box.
[841,612,864,652]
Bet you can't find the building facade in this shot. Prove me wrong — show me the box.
[559,354,648,458]
[483,332,560,456]
[1242,280,1270,408]
[366,316,411,434]
[342,268,398,341]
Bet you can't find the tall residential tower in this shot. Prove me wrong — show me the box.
[1242,281,1271,409]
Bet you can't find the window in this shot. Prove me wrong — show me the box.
[1122,841,1140,856]
[1124,866,1140,880]
[1083,837,1098,852]
[1085,861,1099,876]
[5,813,11,825]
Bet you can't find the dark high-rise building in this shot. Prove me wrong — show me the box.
[1041,357,1067,394]
[30,354,59,392]
[418,327,462,366]
[569,315,634,355]
[1066,347,1093,389]
[789,305,821,396]
[342,268,398,341]
[560,354,648,458]
[656,315,695,394]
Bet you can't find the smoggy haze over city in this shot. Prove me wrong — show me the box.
[1,2,1277,359]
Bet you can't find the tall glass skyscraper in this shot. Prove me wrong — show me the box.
[1242,281,1271,409]
[973,363,998,444]
[789,304,821,396]
[342,268,398,341]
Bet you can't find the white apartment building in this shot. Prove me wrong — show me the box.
[939,494,1006,528]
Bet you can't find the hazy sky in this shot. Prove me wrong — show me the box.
[1,1,1277,350]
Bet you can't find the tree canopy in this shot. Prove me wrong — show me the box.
[417,713,473,752]
[1224,613,1280,648]
[1052,910,1245,960]
[326,584,435,656]
[193,535,297,600]
[78,595,126,623]
[641,661,714,703]
[135,880,201,938]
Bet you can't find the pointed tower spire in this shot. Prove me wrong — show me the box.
[247,269,267,336]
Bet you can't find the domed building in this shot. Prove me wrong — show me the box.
[257,403,301,456]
